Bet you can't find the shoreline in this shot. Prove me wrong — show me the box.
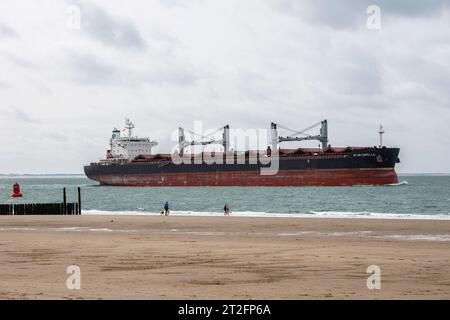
[82,210,450,221]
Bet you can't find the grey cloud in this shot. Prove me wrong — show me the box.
[326,49,383,96]
[67,51,118,85]
[158,0,187,9]
[332,63,383,96]
[0,22,17,38]
[274,0,449,28]
[238,71,273,102]
[375,0,449,16]
[35,82,53,96]
[150,29,180,48]
[0,80,13,89]
[1,51,37,69]
[41,130,69,143]
[9,106,39,123]
[66,50,195,87]
[144,66,196,87]
[74,1,146,50]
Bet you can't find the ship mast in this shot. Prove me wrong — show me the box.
[124,118,135,138]
[378,125,385,147]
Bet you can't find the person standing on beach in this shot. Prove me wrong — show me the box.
[164,201,170,216]
[224,203,230,216]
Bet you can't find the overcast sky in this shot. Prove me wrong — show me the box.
[1,0,449,173]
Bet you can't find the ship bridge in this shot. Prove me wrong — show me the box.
[108,118,158,161]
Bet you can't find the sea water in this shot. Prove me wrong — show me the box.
[0,175,449,219]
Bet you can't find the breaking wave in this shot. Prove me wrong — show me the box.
[82,209,450,220]
[387,181,409,186]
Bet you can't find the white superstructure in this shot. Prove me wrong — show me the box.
[107,118,158,161]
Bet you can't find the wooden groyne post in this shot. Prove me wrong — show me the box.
[63,187,67,215]
[77,187,81,215]
[0,187,82,215]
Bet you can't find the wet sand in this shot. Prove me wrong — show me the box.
[0,215,450,299]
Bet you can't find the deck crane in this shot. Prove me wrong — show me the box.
[178,125,230,156]
[271,120,328,152]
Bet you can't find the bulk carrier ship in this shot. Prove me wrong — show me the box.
[84,119,400,186]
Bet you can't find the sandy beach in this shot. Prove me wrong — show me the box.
[0,215,450,299]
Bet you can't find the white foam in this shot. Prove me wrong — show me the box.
[82,209,450,220]
[2,224,450,242]
[376,234,450,242]
[0,227,37,231]
[277,231,373,237]
[48,227,114,232]
[387,181,409,186]
[83,210,153,216]
[167,229,450,242]
[274,230,450,242]
[308,211,450,220]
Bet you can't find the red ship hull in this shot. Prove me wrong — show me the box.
[90,168,399,187]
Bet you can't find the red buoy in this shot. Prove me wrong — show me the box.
[11,182,23,198]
